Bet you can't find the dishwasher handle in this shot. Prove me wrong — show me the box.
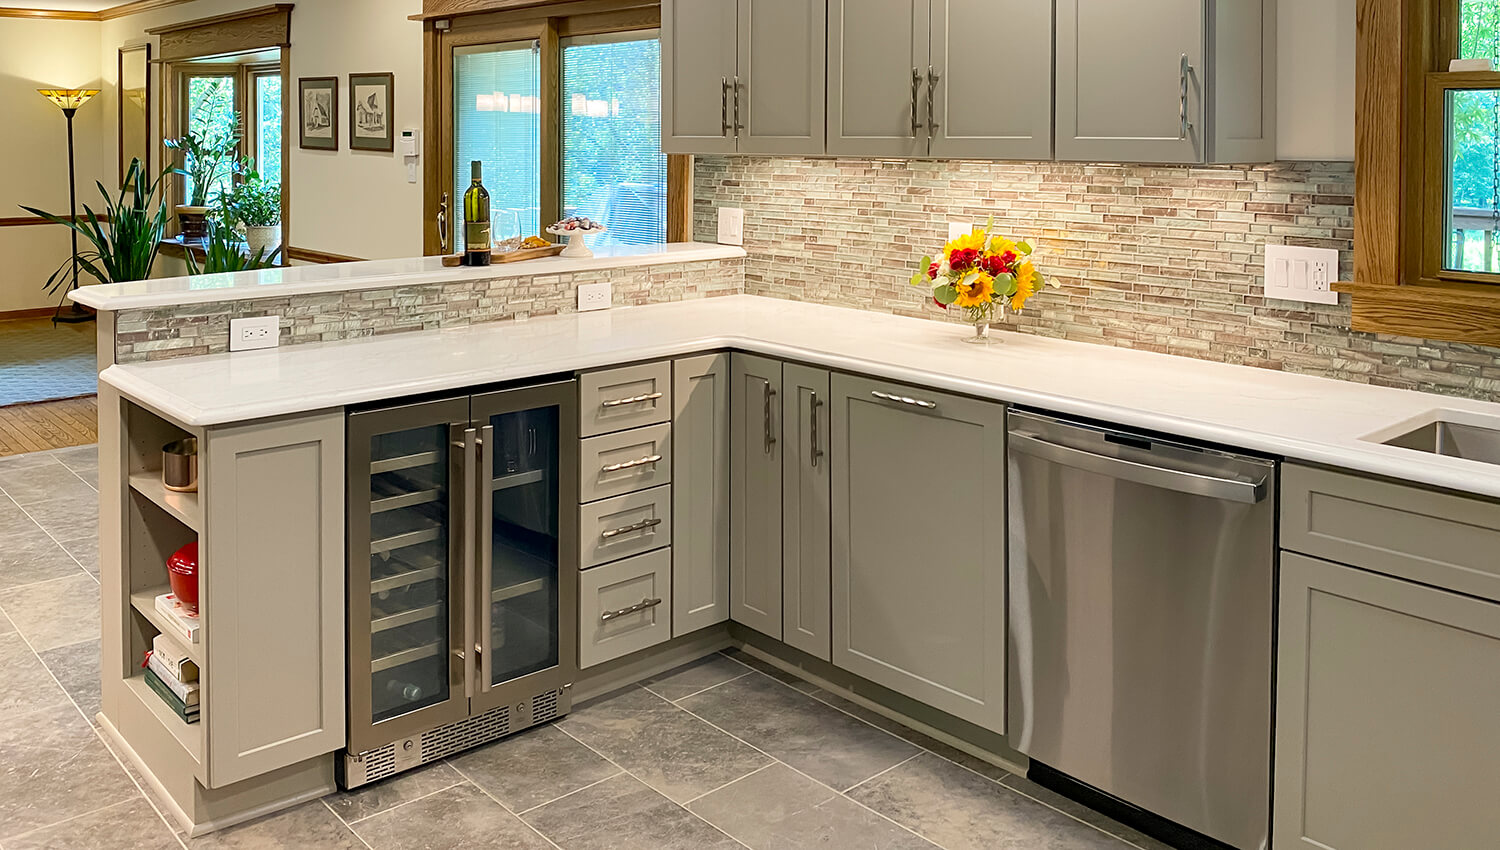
[1009,431,1267,504]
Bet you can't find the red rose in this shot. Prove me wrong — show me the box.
[950,248,980,272]
[928,261,940,280]
[981,255,1005,276]
[933,297,948,310]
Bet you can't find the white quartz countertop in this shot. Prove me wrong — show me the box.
[68,242,746,311]
[101,295,1500,499]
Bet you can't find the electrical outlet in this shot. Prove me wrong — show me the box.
[577,281,612,312]
[229,315,280,351]
[717,207,744,246]
[948,222,973,241]
[1263,245,1339,305]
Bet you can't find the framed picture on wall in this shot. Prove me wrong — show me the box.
[348,72,394,152]
[299,76,339,151]
[118,44,150,185]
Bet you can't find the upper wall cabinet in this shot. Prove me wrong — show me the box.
[662,0,828,156]
[827,0,1053,159]
[1055,0,1277,164]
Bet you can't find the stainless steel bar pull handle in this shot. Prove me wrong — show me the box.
[910,68,925,135]
[926,66,940,156]
[1178,54,1194,139]
[601,392,663,409]
[810,392,824,468]
[478,424,494,693]
[601,517,662,540]
[600,597,664,622]
[438,192,450,253]
[601,454,662,474]
[733,75,744,133]
[1008,431,1267,504]
[459,427,477,698]
[763,384,777,454]
[871,390,938,411]
[721,77,732,136]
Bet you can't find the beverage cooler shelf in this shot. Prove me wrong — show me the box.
[371,549,443,595]
[371,641,444,673]
[371,488,443,514]
[371,526,443,554]
[371,603,443,634]
[371,451,441,475]
[492,537,554,604]
[493,468,546,491]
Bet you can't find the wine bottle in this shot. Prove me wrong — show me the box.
[384,679,424,702]
[463,160,492,267]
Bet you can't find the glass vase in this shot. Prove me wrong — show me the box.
[963,305,1003,345]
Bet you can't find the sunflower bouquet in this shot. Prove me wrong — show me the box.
[911,219,1055,342]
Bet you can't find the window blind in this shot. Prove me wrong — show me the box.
[454,41,541,242]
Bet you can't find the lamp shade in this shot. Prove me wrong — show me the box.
[37,89,99,110]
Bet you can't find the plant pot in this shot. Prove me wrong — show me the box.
[175,205,210,241]
[245,224,282,257]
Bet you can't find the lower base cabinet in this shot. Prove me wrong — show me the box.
[781,363,831,660]
[580,549,673,669]
[829,373,1008,732]
[672,354,731,635]
[1274,553,1500,849]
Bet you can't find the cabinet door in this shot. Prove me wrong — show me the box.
[928,0,1052,160]
[830,374,1006,731]
[1209,0,1276,164]
[827,0,927,157]
[730,354,783,638]
[1056,0,1203,163]
[662,0,740,154]
[738,0,827,155]
[673,354,731,635]
[203,411,345,788]
[782,364,831,661]
[1275,553,1500,849]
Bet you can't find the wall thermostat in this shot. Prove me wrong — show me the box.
[399,129,419,158]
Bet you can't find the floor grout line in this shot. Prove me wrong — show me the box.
[840,752,921,794]
[513,767,626,816]
[679,761,778,806]
[443,760,566,850]
[645,669,752,704]
[552,719,753,850]
[337,776,470,825]
[319,798,377,850]
[1,488,99,587]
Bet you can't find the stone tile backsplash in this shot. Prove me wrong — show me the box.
[113,259,745,364]
[694,156,1500,401]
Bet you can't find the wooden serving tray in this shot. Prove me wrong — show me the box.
[493,244,564,263]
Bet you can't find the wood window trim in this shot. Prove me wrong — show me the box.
[1341,0,1500,345]
[421,0,691,255]
[146,4,292,61]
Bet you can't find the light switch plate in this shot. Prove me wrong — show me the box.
[717,207,744,246]
[229,315,280,351]
[577,281,612,312]
[1263,244,1340,306]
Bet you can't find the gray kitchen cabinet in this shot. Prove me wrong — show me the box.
[730,354,783,638]
[927,0,1053,160]
[781,363,831,660]
[662,0,826,155]
[830,373,1007,731]
[827,0,926,157]
[673,354,731,635]
[1274,552,1500,849]
[1056,0,1276,164]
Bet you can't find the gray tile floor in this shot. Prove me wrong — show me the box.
[0,446,1167,850]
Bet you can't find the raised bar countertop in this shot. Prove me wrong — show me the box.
[99,295,1500,499]
[68,242,747,311]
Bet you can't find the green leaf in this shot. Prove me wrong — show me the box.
[934,284,959,306]
[1016,241,1033,255]
[995,273,1018,298]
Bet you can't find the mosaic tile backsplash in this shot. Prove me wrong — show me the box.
[694,156,1500,401]
[113,259,745,364]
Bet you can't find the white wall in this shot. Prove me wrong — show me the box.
[0,17,105,312]
[1277,0,1357,161]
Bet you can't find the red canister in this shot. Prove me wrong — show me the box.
[167,541,199,615]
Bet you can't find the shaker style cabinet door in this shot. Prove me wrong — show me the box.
[738,0,827,155]
[927,0,1053,160]
[1055,0,1204,163]
[673,354,731,635]
[781,364,832,661]
[1274,553,1500,849]
[730,354,784,638]
[830,374,1007,731]
[827,0,928,157]
[662,0,740,154]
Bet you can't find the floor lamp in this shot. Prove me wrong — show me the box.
[37,88,100,325]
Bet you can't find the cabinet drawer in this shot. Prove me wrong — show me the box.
[579,549,672,668]
[580,423,672,503]
[1283,464,1500,603]
[580,362,672,437]
[581,485,672,569]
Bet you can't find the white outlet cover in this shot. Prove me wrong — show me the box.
[229,315,280,351]
[717,207,745,246]
[577,281,612,312]
[948,222,973,241]
[1263,244,1339,306]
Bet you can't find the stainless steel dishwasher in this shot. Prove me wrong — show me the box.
[1006,410,1275,850]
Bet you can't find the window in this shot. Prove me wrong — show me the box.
[251,67,283,182]
[455,41,542,242]
[183,71,237,205]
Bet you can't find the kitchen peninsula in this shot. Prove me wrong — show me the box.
[74,247,1500,847]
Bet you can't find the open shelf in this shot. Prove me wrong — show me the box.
[128,472,202,532]
[131,586,203,666]
[123,673,202,765]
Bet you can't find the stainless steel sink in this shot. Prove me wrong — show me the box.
[1380,418,1500,464]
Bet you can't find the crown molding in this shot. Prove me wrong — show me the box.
[0,0,203,22]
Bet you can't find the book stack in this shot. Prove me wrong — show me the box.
[153,592,200,643]
[144,633,200,724]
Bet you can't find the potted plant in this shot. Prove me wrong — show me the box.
[219,172,282,256]
[21,157,171,292]
[165,113,241,241]
[186,220,282,275]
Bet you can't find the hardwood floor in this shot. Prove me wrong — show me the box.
[0,396,98,457]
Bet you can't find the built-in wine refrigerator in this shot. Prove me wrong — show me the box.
[341,380,578,788]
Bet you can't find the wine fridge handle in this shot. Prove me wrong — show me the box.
[459,426,477,699]
[478,424,494,693]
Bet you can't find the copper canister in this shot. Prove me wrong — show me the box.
[162,438,198,493]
